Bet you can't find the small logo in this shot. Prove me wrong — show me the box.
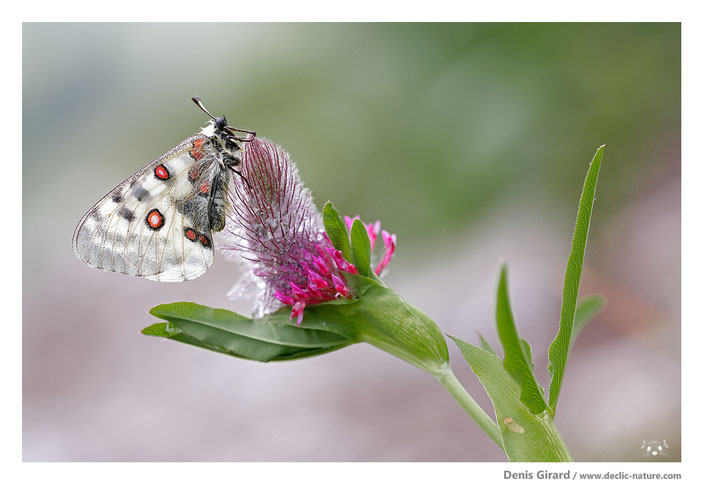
[641,439,669,457]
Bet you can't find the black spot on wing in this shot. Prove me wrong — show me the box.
[131,183,149,201]
[119,207,134,221]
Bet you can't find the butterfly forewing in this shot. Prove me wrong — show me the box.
[73,135,219,282]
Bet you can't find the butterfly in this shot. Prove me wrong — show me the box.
[72,97,255,282]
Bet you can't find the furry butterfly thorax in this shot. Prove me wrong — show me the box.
[72,97,256,282]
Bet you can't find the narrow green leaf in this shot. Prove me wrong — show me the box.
[153,329,253,360]
[548,145,605,412]
[151,302,350,348]
[145,302,356,362]
[142,324,346,362]
[477,331,497,355]
[519,339,536,372]
[450,336,572,462]
[350,219,372,276]
[270,344,352,361]
[569,295,606,352]
[141,322,179,337]
[261,306,358,340]
[322,201,352,262]
[495,265,548,414]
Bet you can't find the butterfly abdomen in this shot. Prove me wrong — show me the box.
[207,169,231,232]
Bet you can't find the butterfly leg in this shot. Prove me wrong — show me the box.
[226,127,257,142]
[228,165,253,190]
[227,134,256,143]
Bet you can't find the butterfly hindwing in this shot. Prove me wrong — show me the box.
[73,135,220,282]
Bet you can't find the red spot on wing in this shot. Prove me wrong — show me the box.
[188,165,200,181]
[185,228,197,241]
[199,182,210,194]
[145,209,165,230]
[154,164,170,180]
[198,235,211,247]
[189,138,205,161]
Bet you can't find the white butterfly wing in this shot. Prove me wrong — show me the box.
[73,136,219,282]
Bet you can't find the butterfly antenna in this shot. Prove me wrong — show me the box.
[192,96,217,120]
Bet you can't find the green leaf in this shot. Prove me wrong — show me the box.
[519,339,535,371]
[322,201,352,262]
[267,344,352,361]
[450,336,572,462]
[570,295,606,352]
[144,302,357,362]
[343,271,384,294]
[350,219,372,276]
[476,331,497,355]
[262,306,359,340]
[141,322,179,337]
[495,265,548,414]
[142,323,254,360]
[548,145,605,412]
[143,282,448,375]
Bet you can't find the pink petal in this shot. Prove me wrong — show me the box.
[311,255,332,277]
[308,270,331,290]
[340,260,359,274]
[291,301,306,326]
[375,230,397,275]
[366,220,381,251]
[324,247,359,274]
[274,290,295,306]
[331,274,353,298]
[290,282,309,300]
[343,215,360,231]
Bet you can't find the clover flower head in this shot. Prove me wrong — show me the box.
[219,137,396,325]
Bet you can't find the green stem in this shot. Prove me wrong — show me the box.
[435,365,503,450]
[532,415,573,462]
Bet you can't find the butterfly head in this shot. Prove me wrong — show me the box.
[192,96,255,144]
[213,116,228,132]
[207,116,234,145]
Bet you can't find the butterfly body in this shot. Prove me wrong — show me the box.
[73,98,254,282]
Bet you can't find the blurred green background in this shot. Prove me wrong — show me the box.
[24,23,680,461]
